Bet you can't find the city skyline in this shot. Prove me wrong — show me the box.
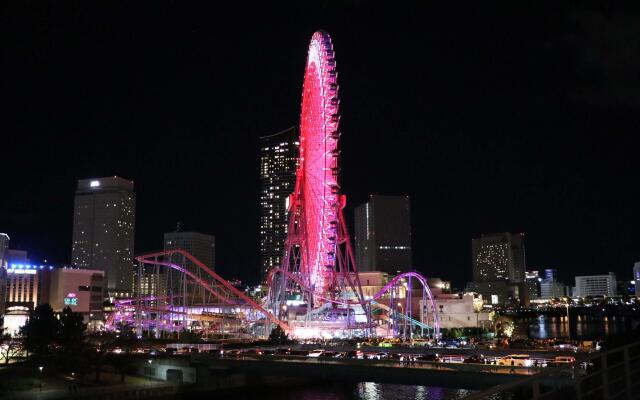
[2,3,639,287]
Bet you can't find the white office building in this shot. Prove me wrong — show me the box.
[575,273,617,298]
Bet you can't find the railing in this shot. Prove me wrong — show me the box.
[464,340,640,400]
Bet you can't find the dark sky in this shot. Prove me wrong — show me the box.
[2,2,639,287]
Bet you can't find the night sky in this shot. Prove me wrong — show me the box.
[2,2,639,288]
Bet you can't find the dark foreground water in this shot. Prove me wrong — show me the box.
[219,382,476,400]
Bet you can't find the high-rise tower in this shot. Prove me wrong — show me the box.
[259,127,299,281]
[354,195,413,274]
[472,232,526,283]
[71,176,135,297]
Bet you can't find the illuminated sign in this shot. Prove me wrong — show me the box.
[491,295,499,305]
[90,180,100,187]
[7,269,36,275]
[64,292,78,306]
[64,297,78,306]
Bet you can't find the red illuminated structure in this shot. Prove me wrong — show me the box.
[107,31,439,340]
[266,31,369,336]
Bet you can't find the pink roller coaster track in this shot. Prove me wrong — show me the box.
[268,268,440,335]
[136,249,289,332]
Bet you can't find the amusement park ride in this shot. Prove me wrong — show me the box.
[107,31,440,340]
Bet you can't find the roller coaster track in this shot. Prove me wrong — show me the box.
[136,249,289,333]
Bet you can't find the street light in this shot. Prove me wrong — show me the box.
[147,359,152,386]
[565,298,571,343]
[38,366,44,391]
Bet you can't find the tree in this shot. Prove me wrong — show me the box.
[20,304,59,357]
[57,306,88,371]
[268,325,288,345]
[0,333,23,364]
[59,306,86,350]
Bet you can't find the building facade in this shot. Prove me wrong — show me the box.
[0,233,9,267]
[354,195,412,273]
[525,270,540,300]
[538,268,566,299]
[3,257,40,336]
[633,262,640,291]
[472,232,526,283]
[0,233,9,315]
[164,230,216,270]
[48,267,105,329]
[259,127,299,281]
[71,176,136,298]
[427,292,491,329]
[575,273,617,298]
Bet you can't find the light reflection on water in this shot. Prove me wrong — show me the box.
[515,315,640,340]
[285,382,475,400]
[250,383,477,400]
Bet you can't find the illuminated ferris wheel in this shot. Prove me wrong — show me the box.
[297,31,342,299]
[271,30,365,314]
[268,31,439,339]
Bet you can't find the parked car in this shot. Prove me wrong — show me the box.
[366,352,388,360]
[549,355,576,366]
[553,341,578,352]
[497,355,533,367]
[320,351,338,359]
[463,354,486,364]
[417,354,440,362]
[346,350,364,359]
[307,349,325,358]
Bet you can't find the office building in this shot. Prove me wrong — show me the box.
[164,228,216,270]
[472,232,526,283]
[4,257,42,336]
[537,268,564,299]
[48,267,105,329]
[259,127,299,280]
[0,233,9,316]
[160,228,216,303]
[633,261,640,296]
[525,270,540,299]
[71,176,136,298]
[0,233,9,267]
[5,263,40,310]
[354,195,412,273]
[575,273,617,298]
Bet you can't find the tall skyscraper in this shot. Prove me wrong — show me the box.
[472,232,526,283]
[71,176,135,297]
[259,127,299,281]
[633,262,640,284]
[354,195,412,274]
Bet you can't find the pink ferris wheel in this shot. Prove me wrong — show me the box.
[272,30,366,315]
[297,31,342,299]
[268,31,439,338]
